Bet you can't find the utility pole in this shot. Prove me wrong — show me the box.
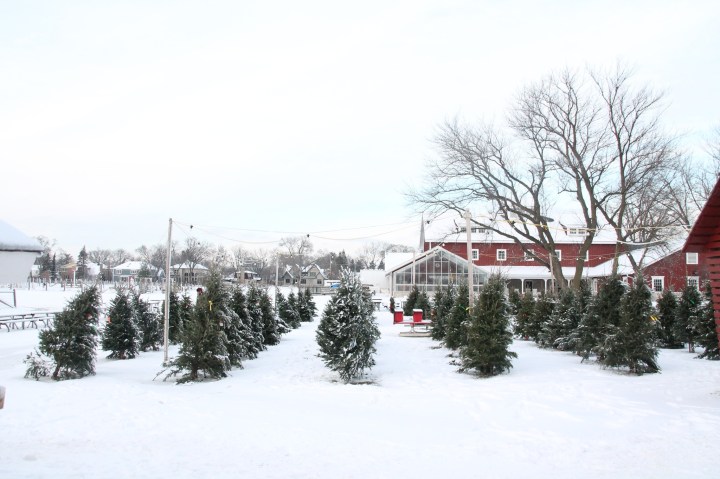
[464,210,474,310]
[163,218,172,365]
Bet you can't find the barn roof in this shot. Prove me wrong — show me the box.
[684,177,720,251]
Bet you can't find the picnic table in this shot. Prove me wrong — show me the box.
[393,309,432,336]
[0,312,58,332]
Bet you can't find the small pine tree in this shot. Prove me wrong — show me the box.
[162,286,231,383]
[246,284,269,354]
[572,277,625,360]
[554,281,590,351]
[229,286,263,360]
[675,284,702,353]
[275,291,295,331]
[537,288,574,349]
[656,289,683,348]
[513,290,535,340]
[286,292,302,329]
[259,287,282,346]
[134,293,162,352]
[164,291,185,344]
[444,282,470,350]
[389,296,395,313]
[403,285,420,316]
[34,286,102,380]
[316,269,380,383]
[303,288,317,319]
[414,290,432,319]
[102,288,140,360]
[529,293,555,343]
[602,276,659,374]
[508,288,522,316]
[694,281,720,360]
[431,287,455,341]
[459,275,517,377]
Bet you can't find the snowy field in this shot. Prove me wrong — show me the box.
[1,285,719,479]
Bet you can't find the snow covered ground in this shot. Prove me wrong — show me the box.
[1,285,719,479]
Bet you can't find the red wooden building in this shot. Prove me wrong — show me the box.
[683,179,720,350]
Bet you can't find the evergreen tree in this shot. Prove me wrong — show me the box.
[414,290,432,319]
[77,246,89,280]
[656,289,683,348]
[285,292,302,328]
[229,286,263,360]
[316,269,380,383]
[572,277,625,360]
[431,287,455,341]
[537,288,574,349]
[389,296,395,313]
[163,291,187,344]
[246,284,269,354]
[675,284,702,353]
[297,288,314,322]
[203,271,247,367]
[303,288,317,319]
[34,286,102,380]
[529,292,555,343]
[258,287,282,346]
[133,292,162,352]
[444,282,470,350]
[162,284,231,383]
[513,290,535,340]
[602,276,659,374]
[508,288,522,316]
[459,275,516,376]
[102,288,140,359]
[694,281,720,360]
[276,291,295,331]
[403,285,420,316]
[554,281,590,351]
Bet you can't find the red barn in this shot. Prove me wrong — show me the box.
[683,179,720,350]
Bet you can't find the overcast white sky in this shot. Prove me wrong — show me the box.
[2,0,719,257]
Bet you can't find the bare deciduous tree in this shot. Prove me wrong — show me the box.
[411,66,685,290]
[180,238,210,279]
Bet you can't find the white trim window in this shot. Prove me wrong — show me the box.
[554,250,562,261]
[496,249,507,261]
[567,227,587,236]
[584,250,590,262]
[651,276,665,292]
[472,249,479,261]
[686,252,699,265]
[524,249,535,261]
[687,276,699,289]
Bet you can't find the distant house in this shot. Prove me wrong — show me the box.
[0,220,43,284]
[300,263,327,293]
[171,262,209,284]
[112,261,156,283]
[683,177,720,351]
[279,267,295,285]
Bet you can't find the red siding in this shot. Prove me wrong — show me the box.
[428,241,618,268]
[684,178,720,350]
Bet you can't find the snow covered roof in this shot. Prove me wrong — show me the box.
[0,219,43,252]
[424,212,619,246]
[383,252,415,271]
[171,262,209,270]
[113,261,157,271]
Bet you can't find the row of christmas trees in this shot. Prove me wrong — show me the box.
[510,278,719,366]
[24,271,317,382]
[400,275,719,377]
